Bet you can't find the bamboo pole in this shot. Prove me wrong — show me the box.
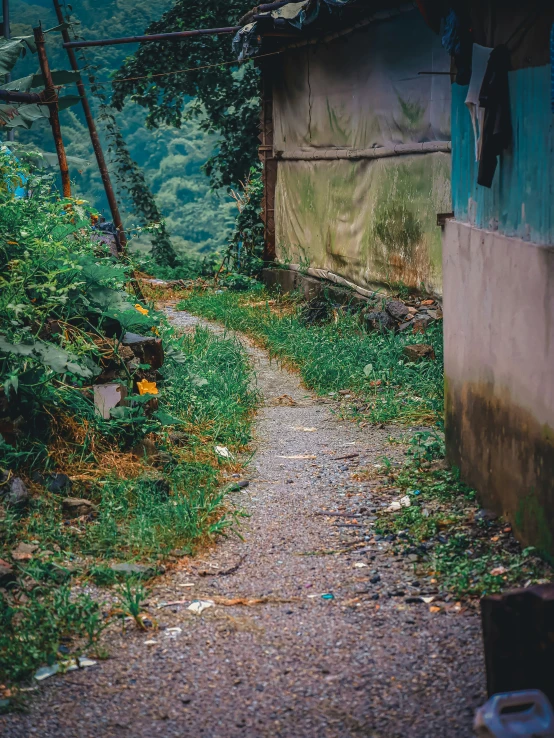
[0,89,42,103]
[52,0,126,252]
[63,26,240,50]
[33,25,71,197]
[3,0,14,142]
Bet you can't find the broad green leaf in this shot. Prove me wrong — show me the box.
[0,38,26,77]
[0,335,96,378]
[153,410,182,427]
[2,103,50,130]
[58,95,82,111]
[4,70,81,92]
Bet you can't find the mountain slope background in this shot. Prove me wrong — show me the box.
[8,0,236,256]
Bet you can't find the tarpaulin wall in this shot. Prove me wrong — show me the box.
[272,7,452,295]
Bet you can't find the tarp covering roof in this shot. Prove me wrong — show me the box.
[233,0,360,60]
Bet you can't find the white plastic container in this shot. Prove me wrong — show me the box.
[474,690,554,738]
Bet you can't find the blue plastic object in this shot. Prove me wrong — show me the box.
[1,145,27,198]
[474,690,554,738]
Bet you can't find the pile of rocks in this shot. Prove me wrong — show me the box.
[360,297,442,334]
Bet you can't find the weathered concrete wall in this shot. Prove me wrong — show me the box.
[443,220,554,557]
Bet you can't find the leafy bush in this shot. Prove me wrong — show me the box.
[0,154,259,695]
[226,166,265,278]
[0,150,162,465]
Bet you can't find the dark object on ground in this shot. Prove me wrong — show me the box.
[92,220,120,257]
[0,558,15,587]
[47,473,72,495]
[62,497,96,518]
[360,310,397,333]
[481,583,554,705]
[385,299,409,321]
[403,344,436,362]
[132,438,158,458]
[476,509,499,522]
[122,332,164,371]
[412,314,433,333]
[298,298,335,326]
[1,476,30,508]
[169,431,187,446]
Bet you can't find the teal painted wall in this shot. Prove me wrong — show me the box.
[452,65,554,244]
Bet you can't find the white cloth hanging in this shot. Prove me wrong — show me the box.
[465,44,493,161]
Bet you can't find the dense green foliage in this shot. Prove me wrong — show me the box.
[111,0,260,189]
[179,288,444,425]
[0,152,257,689]
[9,0,236,258]
[225,166,265,280]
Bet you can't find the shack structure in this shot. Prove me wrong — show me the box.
[436,0,554,555]
[235,0,453,298]
[237,0,554,557]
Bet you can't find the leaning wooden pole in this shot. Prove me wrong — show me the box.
[3,0,14,142]
[34,25,71,198]
[52,0,126,252]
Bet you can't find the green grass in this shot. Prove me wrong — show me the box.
[178,287,553,599]
[0,154,258,695]
[369,433,551,598]
[178,288,443,426]
[0,326,257,688]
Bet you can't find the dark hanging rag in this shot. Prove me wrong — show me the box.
[478,44,512,188]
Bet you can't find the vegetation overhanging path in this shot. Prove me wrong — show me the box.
[3,306,486,738]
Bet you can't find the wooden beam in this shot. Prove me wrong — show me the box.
[63,26,240,50]
[52,0,126,252]
[34,25,71,198]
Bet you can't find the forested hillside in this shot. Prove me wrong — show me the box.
[9,0,236,256]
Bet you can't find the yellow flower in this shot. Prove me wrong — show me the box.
[135,304,149,316]
[151,326,159,336]
[137,379,158,396]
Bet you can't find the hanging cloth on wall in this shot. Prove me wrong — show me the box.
[477,44,512,188]
[465,44,493,162]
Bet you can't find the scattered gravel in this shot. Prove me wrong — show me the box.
[2,308,485,738]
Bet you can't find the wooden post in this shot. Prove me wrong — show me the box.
[52,0,126,252]
[258,60,277,263]
[481,583,554,704]
[3,0,14,142]
[34,25,71,198]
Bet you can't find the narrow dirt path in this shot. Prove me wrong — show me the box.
[3,310,485,738]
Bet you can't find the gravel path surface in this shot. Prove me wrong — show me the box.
[2,309,485,738]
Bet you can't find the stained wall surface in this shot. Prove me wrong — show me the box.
[443,220,554,556]
[272,7,452,295]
